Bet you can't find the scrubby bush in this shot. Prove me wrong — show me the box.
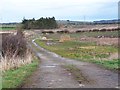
[76,30,82,33]
[2,30,27,58]
[42,31,54,34]
[1,30,32,71]
[100,29,107,32]
[57,30,69,34]
[92,29,99,32]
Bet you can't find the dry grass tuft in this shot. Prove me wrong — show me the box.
[0,49,32,72]
[59,35,72,42]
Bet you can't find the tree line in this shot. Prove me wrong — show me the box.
[22,17,58,29]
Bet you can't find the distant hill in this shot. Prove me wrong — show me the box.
[57,19,119,25]
[0,22,19,25]
[57,20,92,25]
[93,19,119,24]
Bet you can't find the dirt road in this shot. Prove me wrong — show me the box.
[22,40,119,88]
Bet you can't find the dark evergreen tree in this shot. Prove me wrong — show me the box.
[21,17,58,29]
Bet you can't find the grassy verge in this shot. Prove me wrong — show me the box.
[0,73,2,90]
[35,39,119,70]
[2,57,39,88]
[81,59,119,70]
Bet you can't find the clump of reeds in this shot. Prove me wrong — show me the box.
[0,50,32,72]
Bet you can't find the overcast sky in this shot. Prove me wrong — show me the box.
[0,0,119,23]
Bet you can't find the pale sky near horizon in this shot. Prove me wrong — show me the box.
[0,0,119,23]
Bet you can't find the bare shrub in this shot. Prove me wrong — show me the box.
[57,30,69,34]
[100,29,107,32]
[2,30,27,58]
[89,30,92,32]
[92,29,99,32]
[0,30,33,72]
[76,30,82,33]
[42,31,54,34]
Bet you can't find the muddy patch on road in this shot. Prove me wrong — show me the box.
[63,64,95,85]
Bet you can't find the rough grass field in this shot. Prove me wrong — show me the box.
[1,27,16,31]
[0,24,17,31]
[41,31,118,39]
[35,33,119,70]
[2,57,39,88]
[35,40,119,70]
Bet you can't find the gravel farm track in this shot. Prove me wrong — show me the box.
[22,38,119,88]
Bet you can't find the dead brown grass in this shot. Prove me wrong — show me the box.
[0,50,32,72]
[59,35,72,42]
[79,37,118,46]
